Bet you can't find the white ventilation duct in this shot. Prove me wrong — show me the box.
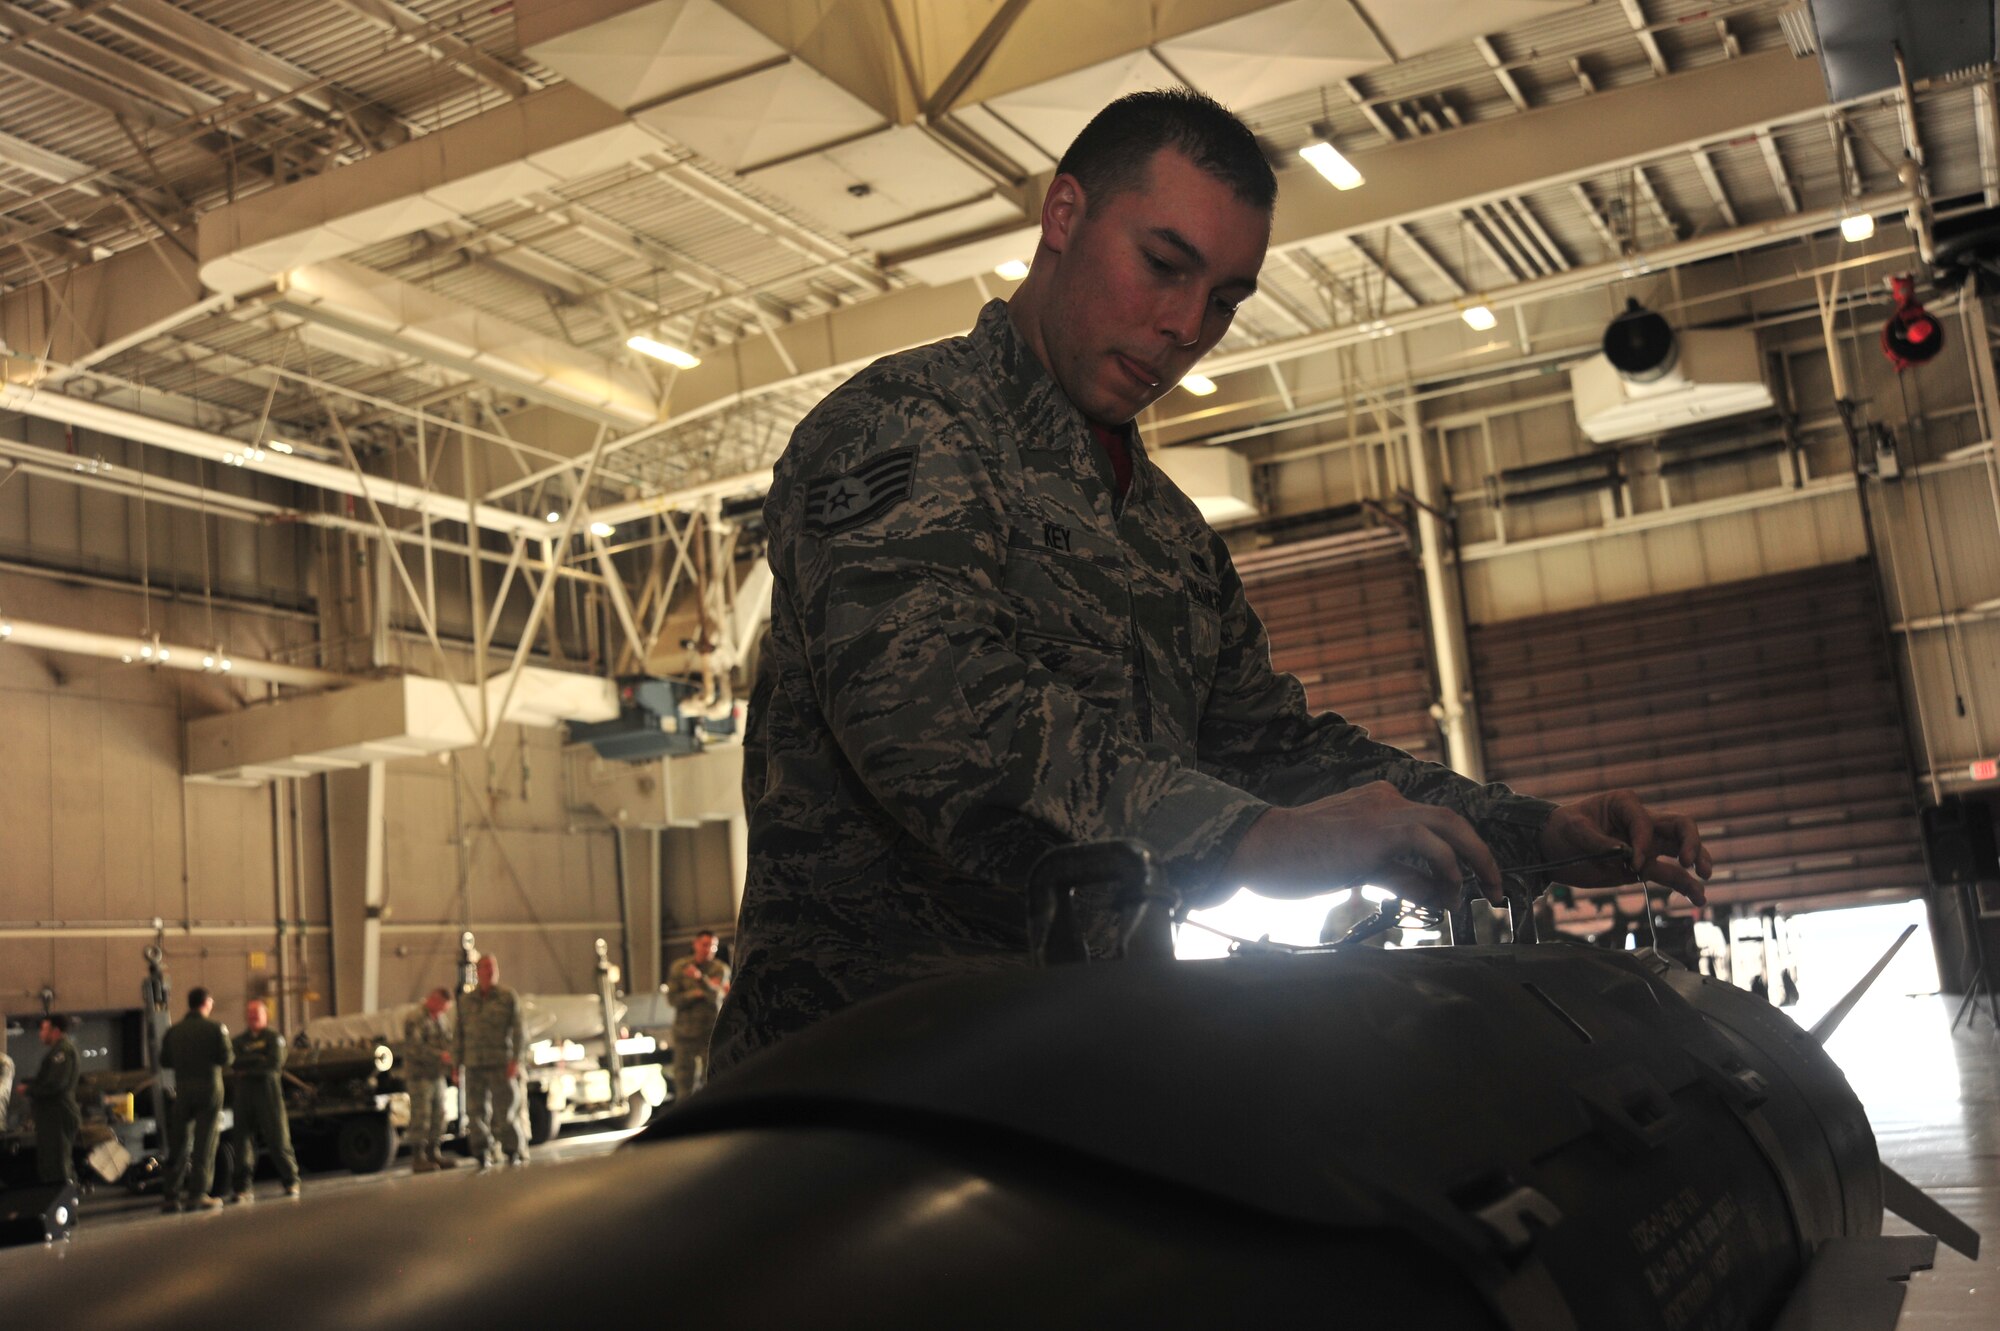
[1569,329,1776,444]
[187,669,622,785]
[275,261,659,429]
[567,744,744,829]
[1151,444,1259,525]
[0,615,347,689]
[0,381,551,536]
[196,85,658,298]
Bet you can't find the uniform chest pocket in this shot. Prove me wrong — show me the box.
[1001,538,1131,700]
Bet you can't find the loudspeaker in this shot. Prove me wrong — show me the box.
[1923,797,2000,887]
[0,1180,81,1246]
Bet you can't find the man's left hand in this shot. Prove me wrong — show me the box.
[1539,790,1711,905]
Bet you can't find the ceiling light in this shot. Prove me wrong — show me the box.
[1462,304,1498,332]
[994,259,1029,281]
[1299,140,1364,191]
[626,335,700,370]
[202,654,216,670]
[1180,373,1218,396]
[1841,212,1876,243]
[590,521,615,538]
[219,657,232,673]
[546,511,562,523]
[0,618,10,640]
[267,440,295,454]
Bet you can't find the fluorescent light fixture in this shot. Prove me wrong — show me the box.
[1180,373,1218,396]
[1461,304,1498,332]
[267,440,295,455]
[546,511,562,523]
[994,259,1029,281]
[589,521,615,538]
[1840,212,1876,243]
[1299,141,1364,191]
[626,335,700,369]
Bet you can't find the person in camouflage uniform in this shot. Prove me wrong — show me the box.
[229,999,300,1201]
[460,955,526,1167]
[160,987,233,1211]
[665,930,730,1098]
[403,987,457,1172]
[26,1015,81,1185]
[710,90,1711,1076]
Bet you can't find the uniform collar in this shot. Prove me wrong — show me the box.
[970,299,1149,515]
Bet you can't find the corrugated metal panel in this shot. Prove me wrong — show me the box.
[1471,560,1926,915]
[1233,530,1445,763]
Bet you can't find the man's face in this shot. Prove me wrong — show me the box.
[39,1020,58,1047]
[1037,148,1269,426]
[425,991,449,1017]
[476,956,497,990]
[693,934,716,962]
[246,1001,268,1032]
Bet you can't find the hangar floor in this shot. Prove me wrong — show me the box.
[1,993,1995,1327]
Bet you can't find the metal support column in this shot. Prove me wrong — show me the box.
[1403,393,1487,780]
[326,762,387,1015]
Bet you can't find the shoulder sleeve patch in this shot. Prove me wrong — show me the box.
[804,449,917,535]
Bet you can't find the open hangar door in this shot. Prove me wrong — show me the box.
[1468,560,1931,976]
[1232,522,1446,768]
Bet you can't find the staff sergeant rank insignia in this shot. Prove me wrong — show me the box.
[804,450,918,535]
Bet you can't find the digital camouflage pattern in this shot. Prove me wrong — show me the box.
[459,985,524,1070]
[402,1006,453,1081]
[709,299,1555,1074]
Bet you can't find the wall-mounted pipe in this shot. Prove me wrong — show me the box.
[0,615,348,688]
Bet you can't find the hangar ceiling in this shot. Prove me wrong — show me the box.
[0,0,1989,533]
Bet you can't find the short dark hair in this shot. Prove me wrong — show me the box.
[695,930,717,941]
[41,1014,70,1033]
[187,987,210,1011]
[1056,88,1276,214]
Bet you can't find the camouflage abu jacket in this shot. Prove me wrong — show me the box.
[710,299,1554,1073]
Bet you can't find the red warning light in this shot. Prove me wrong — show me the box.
[1972,758,2000,783]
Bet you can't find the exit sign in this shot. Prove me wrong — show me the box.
[1972,758,2000,782]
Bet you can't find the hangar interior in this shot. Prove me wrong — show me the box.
[0,0,1997,1323]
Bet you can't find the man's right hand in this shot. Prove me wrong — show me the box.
[1222,781,1504,911]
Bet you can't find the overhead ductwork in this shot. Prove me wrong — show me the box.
[274,260,660,429]
[187,669,621,785]
[567,743,744,829]
[0,381,552,536]
[196,85,659,298]
[0,615,347,689]
[1151,445,1258,525]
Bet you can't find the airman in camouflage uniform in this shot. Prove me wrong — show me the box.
[665,931,729,1098]
[403,987,457,1172]
[712,92,1709,1075]
[27,1015,81,1185]
[460,955,526,1167]
[229,1000,300,1200]
[160,987,233,1211]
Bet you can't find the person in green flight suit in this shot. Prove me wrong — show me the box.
[159,987,234,1212]
[229,999,300,1202]
[26,1015,81,1185]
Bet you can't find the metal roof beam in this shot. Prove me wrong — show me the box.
[323,0,534,99]
[1474,35,1531,112]
[1758,130,1801,214]
[1692,149,1740,228]
[1620,0,1670,77]
[1269,50,1824,253]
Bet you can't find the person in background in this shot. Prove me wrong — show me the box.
[27,1015,80,1185]
[404,987,457,1173]
[160,988,233,1212]
[0,1030,17,1132]
[229,999,301,1202]
[460,955,527,1168]
[665,930,730,1099]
